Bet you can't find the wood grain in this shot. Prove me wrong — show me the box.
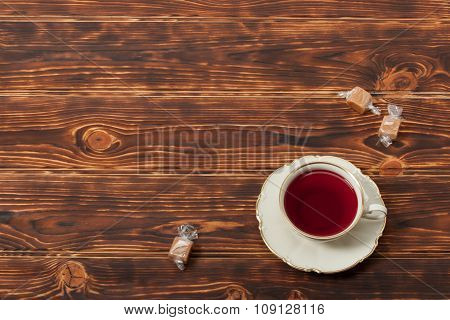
[0,21,448,92]
[0,96,448,174]
[0,257,448,299]
[0,174,448,257]
[0,0,448,300]
[0,1,448,19]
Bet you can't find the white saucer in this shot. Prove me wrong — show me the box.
[256,156,387,273]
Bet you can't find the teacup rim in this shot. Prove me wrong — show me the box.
[279,161,365,241]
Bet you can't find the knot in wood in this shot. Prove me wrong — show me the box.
[225,284,253,300]
[380,70,418,91]
[287,289,308,300]
[376,62,423,91]
[58,261,88,290]
[379,158,404,176]
[84,129,115,152]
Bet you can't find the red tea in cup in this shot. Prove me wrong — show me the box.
[283,170,358,238]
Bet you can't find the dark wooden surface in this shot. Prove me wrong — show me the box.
[0,1,448,299]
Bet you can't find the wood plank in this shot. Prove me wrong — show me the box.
[0,174,448,257]
[0,1,448,19]
[0,257,447,299]
[0,21,448,92]
[0,96,448,174]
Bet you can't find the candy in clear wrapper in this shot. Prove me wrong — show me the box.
[168,224,198,271]
[338,86,380,115]
[378,104,403,147]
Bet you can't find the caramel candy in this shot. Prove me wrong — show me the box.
[168,224,198,271]
[379,116,402,140]
[168,236,193,265]
[378,104,403,148]
[339,87,380,115]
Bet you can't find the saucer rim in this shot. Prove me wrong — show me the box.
[256,156,387,274]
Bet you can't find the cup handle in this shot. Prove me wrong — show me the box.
[362,203,387,220]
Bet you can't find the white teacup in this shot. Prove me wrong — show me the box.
[279,160,387,240]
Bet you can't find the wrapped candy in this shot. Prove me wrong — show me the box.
[338,86,380,115]
[168,224,198,271]
[378,104,403,147]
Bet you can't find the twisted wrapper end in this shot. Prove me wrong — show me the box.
[178,224,198,241]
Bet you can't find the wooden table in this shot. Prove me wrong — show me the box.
[0,1,448,299]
